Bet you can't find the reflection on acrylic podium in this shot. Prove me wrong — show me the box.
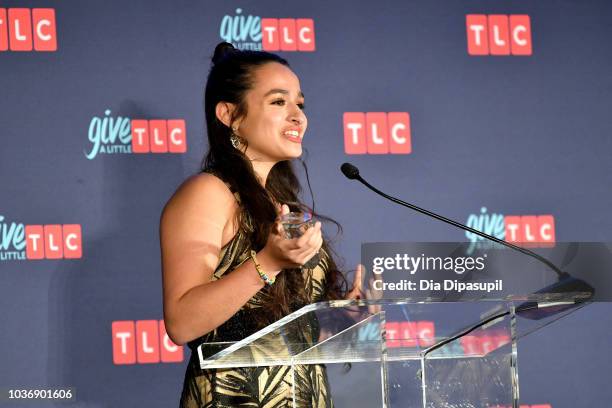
[197,295,589,408]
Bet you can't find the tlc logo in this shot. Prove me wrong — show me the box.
[85,109,187,160]
[343,112,412,155]
[261,18,315,51]
[220,8,315,52]
[466,14,532,56]
[0,215,82,261]
[460,334,510,356]
[0,8,57,52]
[466,207,555,252]
[112,320,183,365]
[385,321,434,348]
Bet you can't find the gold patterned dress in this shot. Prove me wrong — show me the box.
[179,192,334,408]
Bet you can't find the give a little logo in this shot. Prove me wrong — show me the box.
[220,8,315,52]
[0,214,82,261]
[85,109,187,159]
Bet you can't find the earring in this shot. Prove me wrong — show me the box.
[230,126,241,149]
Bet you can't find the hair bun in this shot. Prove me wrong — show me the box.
[212,42,237,65]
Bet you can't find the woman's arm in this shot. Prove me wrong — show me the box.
[160,173,322,346]
[160,174,277,345]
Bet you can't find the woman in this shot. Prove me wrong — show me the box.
[160,42,362,407]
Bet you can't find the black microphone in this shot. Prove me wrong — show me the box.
[340,162,594,317]
[340,163,360,180]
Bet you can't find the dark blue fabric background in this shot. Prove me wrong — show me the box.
[1,1,611,406]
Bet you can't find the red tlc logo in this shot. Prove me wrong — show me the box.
[261,18,315,51]
[25,224,82,259]
[385,321,434,348]
[0,8,57,52]
[131,119,187,154]
[466,15,532,56]
[504,215,556,246]
[112,320,183,365]
[460,333,510,356]
[343,112,412,155]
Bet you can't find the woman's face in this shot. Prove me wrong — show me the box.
[235,62,307,162]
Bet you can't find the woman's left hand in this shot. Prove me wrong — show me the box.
[346,264,365,300]
[345,264,383,314]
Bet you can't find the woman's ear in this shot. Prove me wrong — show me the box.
[215,101,236,128]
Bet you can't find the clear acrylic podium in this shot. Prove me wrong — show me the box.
[197,295,589,408]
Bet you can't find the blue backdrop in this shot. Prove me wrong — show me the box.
[1,0,611,407]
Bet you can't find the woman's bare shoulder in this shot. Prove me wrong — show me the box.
[161,172,237,223]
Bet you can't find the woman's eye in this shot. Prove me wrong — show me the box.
[272,99,305,110]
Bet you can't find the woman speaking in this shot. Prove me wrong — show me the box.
[160,42,362,407]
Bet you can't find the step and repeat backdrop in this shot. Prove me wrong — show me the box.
[1,0,611,407]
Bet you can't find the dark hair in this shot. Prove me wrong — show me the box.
[202,42,348,327]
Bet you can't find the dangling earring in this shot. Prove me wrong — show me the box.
[230,126,242,149]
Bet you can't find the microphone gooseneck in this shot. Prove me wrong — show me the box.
[340,162,594,320]
[340,162,565,277]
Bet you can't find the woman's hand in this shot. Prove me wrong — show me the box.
[256,204,323,273]
[346,264,383,314]
[346,264,365,300]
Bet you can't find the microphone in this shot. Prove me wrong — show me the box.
[340,163,360,180]
[340,162,594,317]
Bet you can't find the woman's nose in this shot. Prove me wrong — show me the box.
[290,106,305,125]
